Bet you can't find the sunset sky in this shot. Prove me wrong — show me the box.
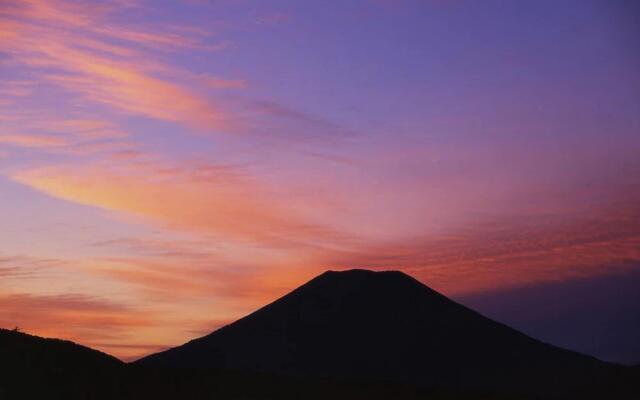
[1,0,639,363]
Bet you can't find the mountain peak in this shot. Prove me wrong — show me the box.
[289,268,445,305]
[315,268,413,282]
[320,268,405,276]
[301,268,436,294]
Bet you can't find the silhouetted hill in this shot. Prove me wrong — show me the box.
[0,328,124,399]
[138,269,638,398]
[0,328,122,368]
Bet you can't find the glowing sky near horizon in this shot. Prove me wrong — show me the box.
[1,0,639,361]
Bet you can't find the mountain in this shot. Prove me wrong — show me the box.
[137,269,638,398]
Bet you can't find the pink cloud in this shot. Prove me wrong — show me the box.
[11,162,344,248]
[1,0,235,132]
[0,133,68,148]
[0,292,152,360]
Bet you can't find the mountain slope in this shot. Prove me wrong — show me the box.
[137,269,637,398]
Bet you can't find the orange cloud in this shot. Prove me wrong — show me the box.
[2,0,350,144]
[1,0,233,131]
[11,163,343,248]
[0,130,133,157]
[45,64,225,130]
[324,199,640,296]
[0,251,264,361]
[0,133,68,148]
[0,293,152,360]
[34,47,225,130]
[3,0,211,51]
[0,107,135,159]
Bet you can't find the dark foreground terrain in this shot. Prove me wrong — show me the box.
[1,270,638,399]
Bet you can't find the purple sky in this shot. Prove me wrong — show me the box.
[0,0,638,362]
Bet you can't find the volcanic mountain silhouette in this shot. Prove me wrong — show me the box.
[136,269,634,397]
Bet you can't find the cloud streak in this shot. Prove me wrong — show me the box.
[11,162,346,249]
[1,0,233,132]
[0,292,152,360]
[0,134,68,148]
[325,198,640,296]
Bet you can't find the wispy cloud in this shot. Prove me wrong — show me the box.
[324,197,640,295]
[0,254,64,279]
[0,133,69,148]
[0,292,152,360]
[0,0,235,132]
[0,0,348,156]
[11,161,346,249]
